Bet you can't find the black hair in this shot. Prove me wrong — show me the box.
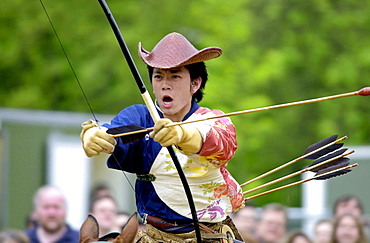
[147,62,208,103]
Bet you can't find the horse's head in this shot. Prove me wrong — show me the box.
[80,212,138,243]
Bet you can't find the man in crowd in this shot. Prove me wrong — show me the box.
[255,203,288,243]
[89,195,119,236]
[333,195,363,219]
[25,185,79,243]
[232,202,257,242]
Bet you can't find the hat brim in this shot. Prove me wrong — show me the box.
[138,43,222,69]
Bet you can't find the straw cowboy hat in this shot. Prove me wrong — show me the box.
[138,32,222,69]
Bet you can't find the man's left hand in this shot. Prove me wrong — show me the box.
[150,118,202,154]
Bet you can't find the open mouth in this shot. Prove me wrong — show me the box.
[162,96,173,108]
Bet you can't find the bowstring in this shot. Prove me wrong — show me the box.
[39,0,143,210]
[39,0,98,124]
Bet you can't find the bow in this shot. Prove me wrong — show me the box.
[97,0,202,242]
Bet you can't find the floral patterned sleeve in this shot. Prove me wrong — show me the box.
[191,107,238,168]
[188,107,243,213]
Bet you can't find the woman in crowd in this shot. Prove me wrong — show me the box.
[330,213,367,243]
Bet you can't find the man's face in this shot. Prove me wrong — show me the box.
[152,67,201,122]
[233,206,256,234]
[91,198,117,232]
[35,192,66,233]
[335,198,362,219]
[256,210,287,243]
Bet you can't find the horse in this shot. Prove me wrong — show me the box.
[79,212,242,243]
[80,212,138,243]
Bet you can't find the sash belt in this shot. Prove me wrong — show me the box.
[144,215,216,234]
[145,215,179,228]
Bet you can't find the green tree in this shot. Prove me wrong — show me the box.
[1,0,369,207]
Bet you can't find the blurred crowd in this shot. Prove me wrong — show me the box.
[0,183,141,243]
[0,184,368,243]
[231,195,369,243]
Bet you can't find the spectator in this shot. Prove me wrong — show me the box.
[332,195,370,238]
[25,185,79,243]
[330,213,367,243]
[255,203,288,243]
[232,202,257,242]
[333,195,363,219]
[89,195,119,236]
[313,219,333,243]
[89,182,113,202]
[283,230,312,243]
[0,229,29,243]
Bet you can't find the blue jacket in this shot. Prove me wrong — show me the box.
[103,99,242,224]
[25,224,79,243]
[103,101,200,222]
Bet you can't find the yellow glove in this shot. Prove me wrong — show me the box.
[80,120,117,157]
[149,118,203,154]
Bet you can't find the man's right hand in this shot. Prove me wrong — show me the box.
[80,121,117,157]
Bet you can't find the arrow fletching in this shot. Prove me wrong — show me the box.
[107,124,147,135]
[314,161,354,180]
[308,148,348,172]
[315,169,352,180]
[107,124,150,143]
[303,135,345,159]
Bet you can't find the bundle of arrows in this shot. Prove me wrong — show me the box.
[241,134,357,200]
